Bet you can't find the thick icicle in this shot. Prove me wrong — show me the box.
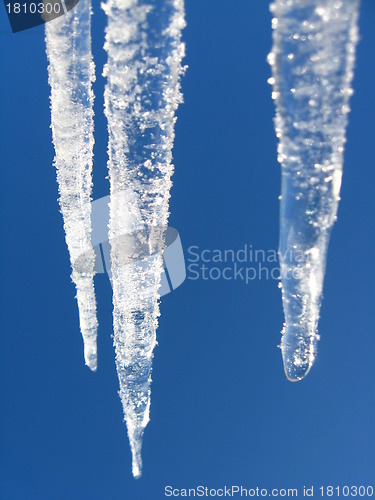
[269,0,359,381]
[46,0,98,370]
[103,0,185,477]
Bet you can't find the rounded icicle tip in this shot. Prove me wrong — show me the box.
[282,352,313,382]
[132,461,142,480]
[281,325,318,382]
[84,343,98,372]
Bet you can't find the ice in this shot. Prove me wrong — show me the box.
[102,0,186,477]
[45,0,98,370]
[269,0,359,381]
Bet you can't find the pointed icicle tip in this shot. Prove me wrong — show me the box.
[128,420,145,479]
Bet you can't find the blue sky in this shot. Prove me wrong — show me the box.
[0,1,374,498]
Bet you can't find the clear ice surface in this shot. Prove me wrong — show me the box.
[102,0,185,477]
[46,0,98,370]
[269,0,359,381]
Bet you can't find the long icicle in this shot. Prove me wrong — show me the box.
[269,0,359,381]
[103,0,185,477]
[46,0,98,370]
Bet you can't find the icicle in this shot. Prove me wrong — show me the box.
[46,0,98,370]
[103,0,185,477]
[269,0,359,381]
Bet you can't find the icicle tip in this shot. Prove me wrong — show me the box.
[84,343,98,372]
[281,324,317,382]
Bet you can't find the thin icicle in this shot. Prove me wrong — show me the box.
[269,0,359,381]
[46,0,98,370]
[103,0,185,477]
